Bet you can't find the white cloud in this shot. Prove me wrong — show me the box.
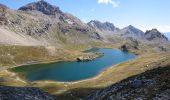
[139,25,170,33]
[97,0,120,8]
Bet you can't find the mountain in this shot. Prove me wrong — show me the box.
[88,20,119,32]
[18,0,85,27]
[87,20,122,42]
[0,0,101,46]
[118,25,144,39]
[18,0,62,15]
[0,0,169,47]
[144,29,169,43]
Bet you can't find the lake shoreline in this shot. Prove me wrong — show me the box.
[10,48,137,83]
[5,56,137,87]
[1,49,170,98]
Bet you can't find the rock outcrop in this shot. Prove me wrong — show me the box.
[19,0,62,16]
[0,86,56,100]
[120,37,139,51]
[0,4,8,25]
[77,52,104,62]
[144,29,169,42]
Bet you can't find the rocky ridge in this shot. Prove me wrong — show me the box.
[0,0,169,47]
[88,20,169,44]
[18,0,62,15]
[85,66,170,100]
[144,29,169,42]
[88,20,119,32]
[0,0,101,46]
[119,25,144,39]
[0,86,56,100]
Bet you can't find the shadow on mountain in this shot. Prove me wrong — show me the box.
[56,87,101,100]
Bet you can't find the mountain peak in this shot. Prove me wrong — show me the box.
[145,29,159,34]
[18,0,62,15]
[0,3,8,9]
[144,29,169,42]
[126,25,137,30]
[145,29,161,35]
[119,25,144,38]
[88,20,118,32]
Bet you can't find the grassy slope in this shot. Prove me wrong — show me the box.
[0,43,106,68]
[9,51,165,100]
[33,52,170,99]
[85,65,170,100]
[0,44,83,68]
[0,43,170,100]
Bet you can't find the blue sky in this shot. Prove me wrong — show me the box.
[0,0,170,32]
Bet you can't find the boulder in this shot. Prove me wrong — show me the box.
[130,79,142,88]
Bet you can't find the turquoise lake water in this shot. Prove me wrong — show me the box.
[12,48,137,82]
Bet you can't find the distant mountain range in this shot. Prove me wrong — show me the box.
[0,0,169,46]
[88,20,168,43]
[164,32,170,41]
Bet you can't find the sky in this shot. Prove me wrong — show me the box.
[0,0,170,33]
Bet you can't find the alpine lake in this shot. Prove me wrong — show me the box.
[11,48,137,82]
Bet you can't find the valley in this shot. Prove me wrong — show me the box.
[0,0,170,100]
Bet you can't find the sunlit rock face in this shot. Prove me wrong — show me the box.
[0,4,8,25]
[18,0,62,15]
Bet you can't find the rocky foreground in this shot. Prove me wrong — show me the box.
[85,66,170,100]
[0,86,56,100]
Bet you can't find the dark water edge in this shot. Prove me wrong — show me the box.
[11,48,137,82]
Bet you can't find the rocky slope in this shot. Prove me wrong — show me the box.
[0,86,56,100]
[88,20,169,44]
[18,0,62,16]
[119,25,144,39]
[144,29,169,43]
[87,20,122,42]
[85,65,170,100]
[0,1,101,47]
[87,20,145,40]
[0,4,8,25]
[88,20,119,32]
[0,0,169,47]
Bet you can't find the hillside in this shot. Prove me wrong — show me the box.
[0,86,56,100]
[0,1,101,47]
[0,0,169,48]
[86,65,170,100]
